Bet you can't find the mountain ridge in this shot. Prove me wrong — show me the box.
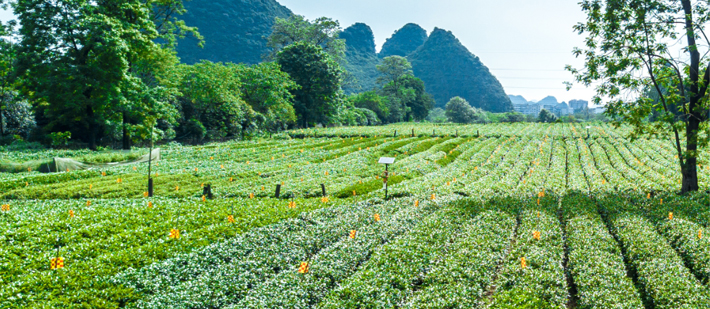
[408,28,513,112]
[176,0,292,64]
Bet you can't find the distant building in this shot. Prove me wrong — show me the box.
[513,103,541,115]
[509,95,585,117]
[538,101,573,117]
[590,106,606,114]
[569,100,589,113]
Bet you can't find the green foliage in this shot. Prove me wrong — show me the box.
[406,210,515,308]
[1,92,35,138]
[49,132,72,147]
[234,62,298,131]
[349,91,389,123]
[375,58,434,123]
[377,56,412,87]
[562,194,644,309]
[445,97,488,124]
[538,109,558,123]
[320,207,475,308]
[334,175,406,198]
[0,14,17,138]
[14,0,179,148]
[147,0,203,49]
[611,213,709,308]
[174,61,249,141]
[490,209,569,308]
[267,15,345,61]
[277,42,343,127]
[502,112,526,123]
[427,108,447,123]
[408,28,513,112]
[173,61,298,140]
[395,74,435,121]
[491,289,557,309]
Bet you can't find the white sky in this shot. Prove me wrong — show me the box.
[1,1,598,104]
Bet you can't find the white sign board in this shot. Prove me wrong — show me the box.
[378,157,395,164]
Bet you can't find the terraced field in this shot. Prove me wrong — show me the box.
[2,123,710,308]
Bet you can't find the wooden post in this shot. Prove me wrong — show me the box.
[202,184,213,199]
[148,178,154,197]
[321,184,327,197]
[394,130,397,137]
[412,129,414,137]
[275,184,281,198]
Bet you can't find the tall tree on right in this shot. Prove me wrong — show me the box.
[569,0,710,193]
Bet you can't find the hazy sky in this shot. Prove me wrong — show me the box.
[1,0,597,104]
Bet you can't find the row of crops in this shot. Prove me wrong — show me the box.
[2,123,710,308]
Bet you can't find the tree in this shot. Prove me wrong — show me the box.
[266,15,345,61]
[376,57,433,123]
[174,61,249,141]
[377,56,414,123]
[376,56,412,88]
[503,112,526,123]
[445,97,479,123]
[234,62,298,132]
[349,91,389,123]
[569,0,710,192]
[0,39,14,138]
[119,0,202,149]
[1,92,36,139]
[396,75,434,121]
[15,0,178,149]
[538,109,558,123]
[0,0,15,137]
[146,0,203,49]
[277,42,342,128]
[426,108,447,123]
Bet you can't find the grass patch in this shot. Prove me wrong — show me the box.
[334,174,408,198]
[435,141,464,167]
[0,160,48,173]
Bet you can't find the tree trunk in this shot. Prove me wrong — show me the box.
[89,123,97,150]
[122,111,130,150]
[87,105,97,150]
[682,117,700,193]
[0,81,6,136]
[680,0,701,193]
[0,100,4,136]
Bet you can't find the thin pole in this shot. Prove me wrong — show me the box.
[148,124,154,197]
[385,164,389,200]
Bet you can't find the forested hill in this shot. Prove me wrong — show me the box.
[341,23,381,94]
[378,23,428,58]
[409,28,513,112]
[176,0,292,64]
[174,0,512,112]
